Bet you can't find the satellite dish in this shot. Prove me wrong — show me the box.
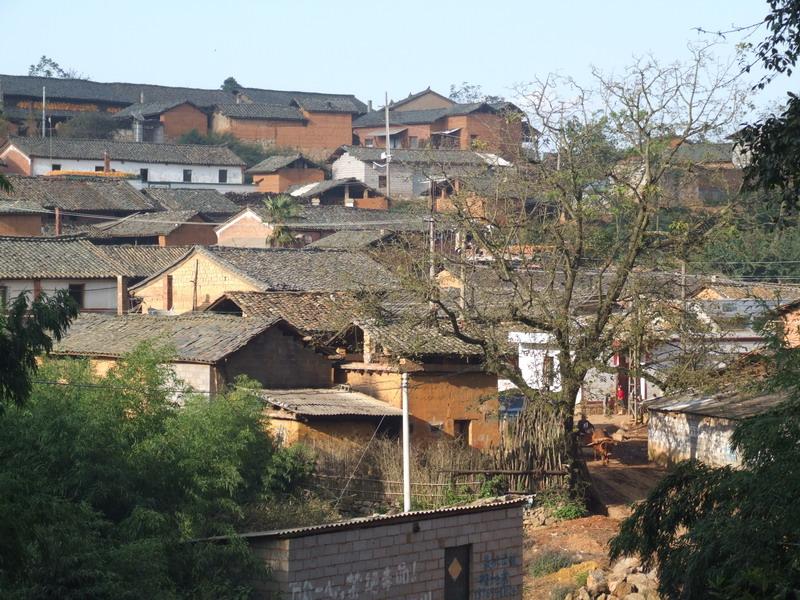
[380,152,387,160]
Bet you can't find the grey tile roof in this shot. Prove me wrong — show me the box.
[215,103,306,121]
[357,317,485,358]
[52,313,282,363]
[305,230,394,249]
[5,136,246,167]
[246,154,323,174]
[0,236,123,278]
[143,188,240,214]
[249,204,426,232]
[353,108,449,128]
[389,87,454,110]
[112,100,196,120]
[337,146,493,167]
[644,389,786,420]
[1,174,156,212]
[93,245,191,278]
[0,74,368,114]
[0,199,45,214]
[291,96,365,113]
[259,388,402,417]
[287,178,388,202]
[673,142,734,164]
[92,210,206,237]
[132,246,399,293]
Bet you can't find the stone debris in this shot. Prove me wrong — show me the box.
[555,555,661,600]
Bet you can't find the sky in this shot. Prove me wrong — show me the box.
[0,0,792,116]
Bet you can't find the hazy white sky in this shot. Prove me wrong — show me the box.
[0,0,791,115]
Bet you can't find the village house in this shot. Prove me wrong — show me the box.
[0,174,157,236]
[0,137,246,186]
[111,100,209,142]
[0,236,129,313]
[246,154,326,193]
[130,245,397,313]
[0,74,367,157]
[214,205,421,248]
[353,91,526,156]
[212,497,524,600]
[645,387,784,467]
[51,312,332,394]
[329,146,511,199]
[304,229,399,250]
[87,210,217,247]
[288,178,389,210]
[91,244,189,288]
[259,387,402,447]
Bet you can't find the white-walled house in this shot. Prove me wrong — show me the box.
[0,236,128,313]
[0,136,245,185]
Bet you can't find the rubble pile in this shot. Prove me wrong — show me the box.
[560,556,661,600]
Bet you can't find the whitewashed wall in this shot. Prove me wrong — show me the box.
[648,410,739,467]
[1,278,117,311]
[31,157,243,184]
[331,153,431,198]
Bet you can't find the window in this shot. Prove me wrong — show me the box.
[139,168,148,182]
[68,283,85,309]
[378,175,387,189]
[94,166,104,172]
[0,285,6,306]
[365,137,374,148]
[409,136,419,149]
[183,169,192,183]
[51,163,61,171]
[218,169,228,183]
[454,419,471,446]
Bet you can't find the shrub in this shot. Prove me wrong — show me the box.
[529,550,577,578]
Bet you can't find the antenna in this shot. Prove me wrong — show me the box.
[41,86,46,139]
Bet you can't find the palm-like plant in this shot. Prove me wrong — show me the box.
[263,195,300,247]
[0,174,11,194]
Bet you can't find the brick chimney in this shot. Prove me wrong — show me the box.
[54,206,61,235]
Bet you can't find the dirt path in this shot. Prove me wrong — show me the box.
[583,415,667,519]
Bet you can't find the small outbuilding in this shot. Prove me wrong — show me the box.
[645,389,786,467]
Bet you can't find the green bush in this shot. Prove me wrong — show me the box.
[538,487,589,521]
[529,550,577,578]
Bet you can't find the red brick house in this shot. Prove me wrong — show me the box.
[246,153,326,193]
[112,100,208,142]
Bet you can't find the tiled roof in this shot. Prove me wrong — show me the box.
[249,204,426,232]
[357,316,485,358]
[389,87,454,110]
[0,236,122,278]
[215,103,306,121]
[5,136,246,167]
[693,282,800,302]
[673,142,734,164]
[287,178,389,202]
[305,230,394,249]
[353,102,504,128]
[113,100,195,119]
[246,153,323,174]
[644,389,786,420]
[92,210,206,237]
[291,96,365,113]
[0,74,367,113]
[0,174,156,212]
[207,290,361,334]
[0,199,45,214]
[132,246,398,293]
[93,245,191,278]
[259,388,402,417]
[143,188,240,214]
[52,313,282,363]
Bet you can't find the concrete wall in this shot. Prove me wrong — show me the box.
[648,410,740,467]
[133,252,258,313]
[251,505,524,600]
[27,156,243,184]
[331,154,429,199]
[268,415,386,448]
[215,211,274,248]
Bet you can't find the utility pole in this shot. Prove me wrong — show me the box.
[41,86,46,139]
[384,92,391,199]
[401,372,411,513]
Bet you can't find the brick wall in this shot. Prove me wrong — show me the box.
[0,146,32,174]
[0,214,42,236]
[216,212,274,248]
[162,221,217,246]
[160,103,208,140]
[249,503,524,599]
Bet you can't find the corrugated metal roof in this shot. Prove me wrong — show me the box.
[198,497,526,541]
[259,388,402,417]
[644,389,787,420]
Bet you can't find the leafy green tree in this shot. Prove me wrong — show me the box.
[263,195,300,247]
[448,82,504,104]
[0,290,77,410]
[177,129,269,169]
[221,77,242,93]
[0,344,333,598]
[609,336,800,598]
[28,55,85,79]
[58,112,119,140]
